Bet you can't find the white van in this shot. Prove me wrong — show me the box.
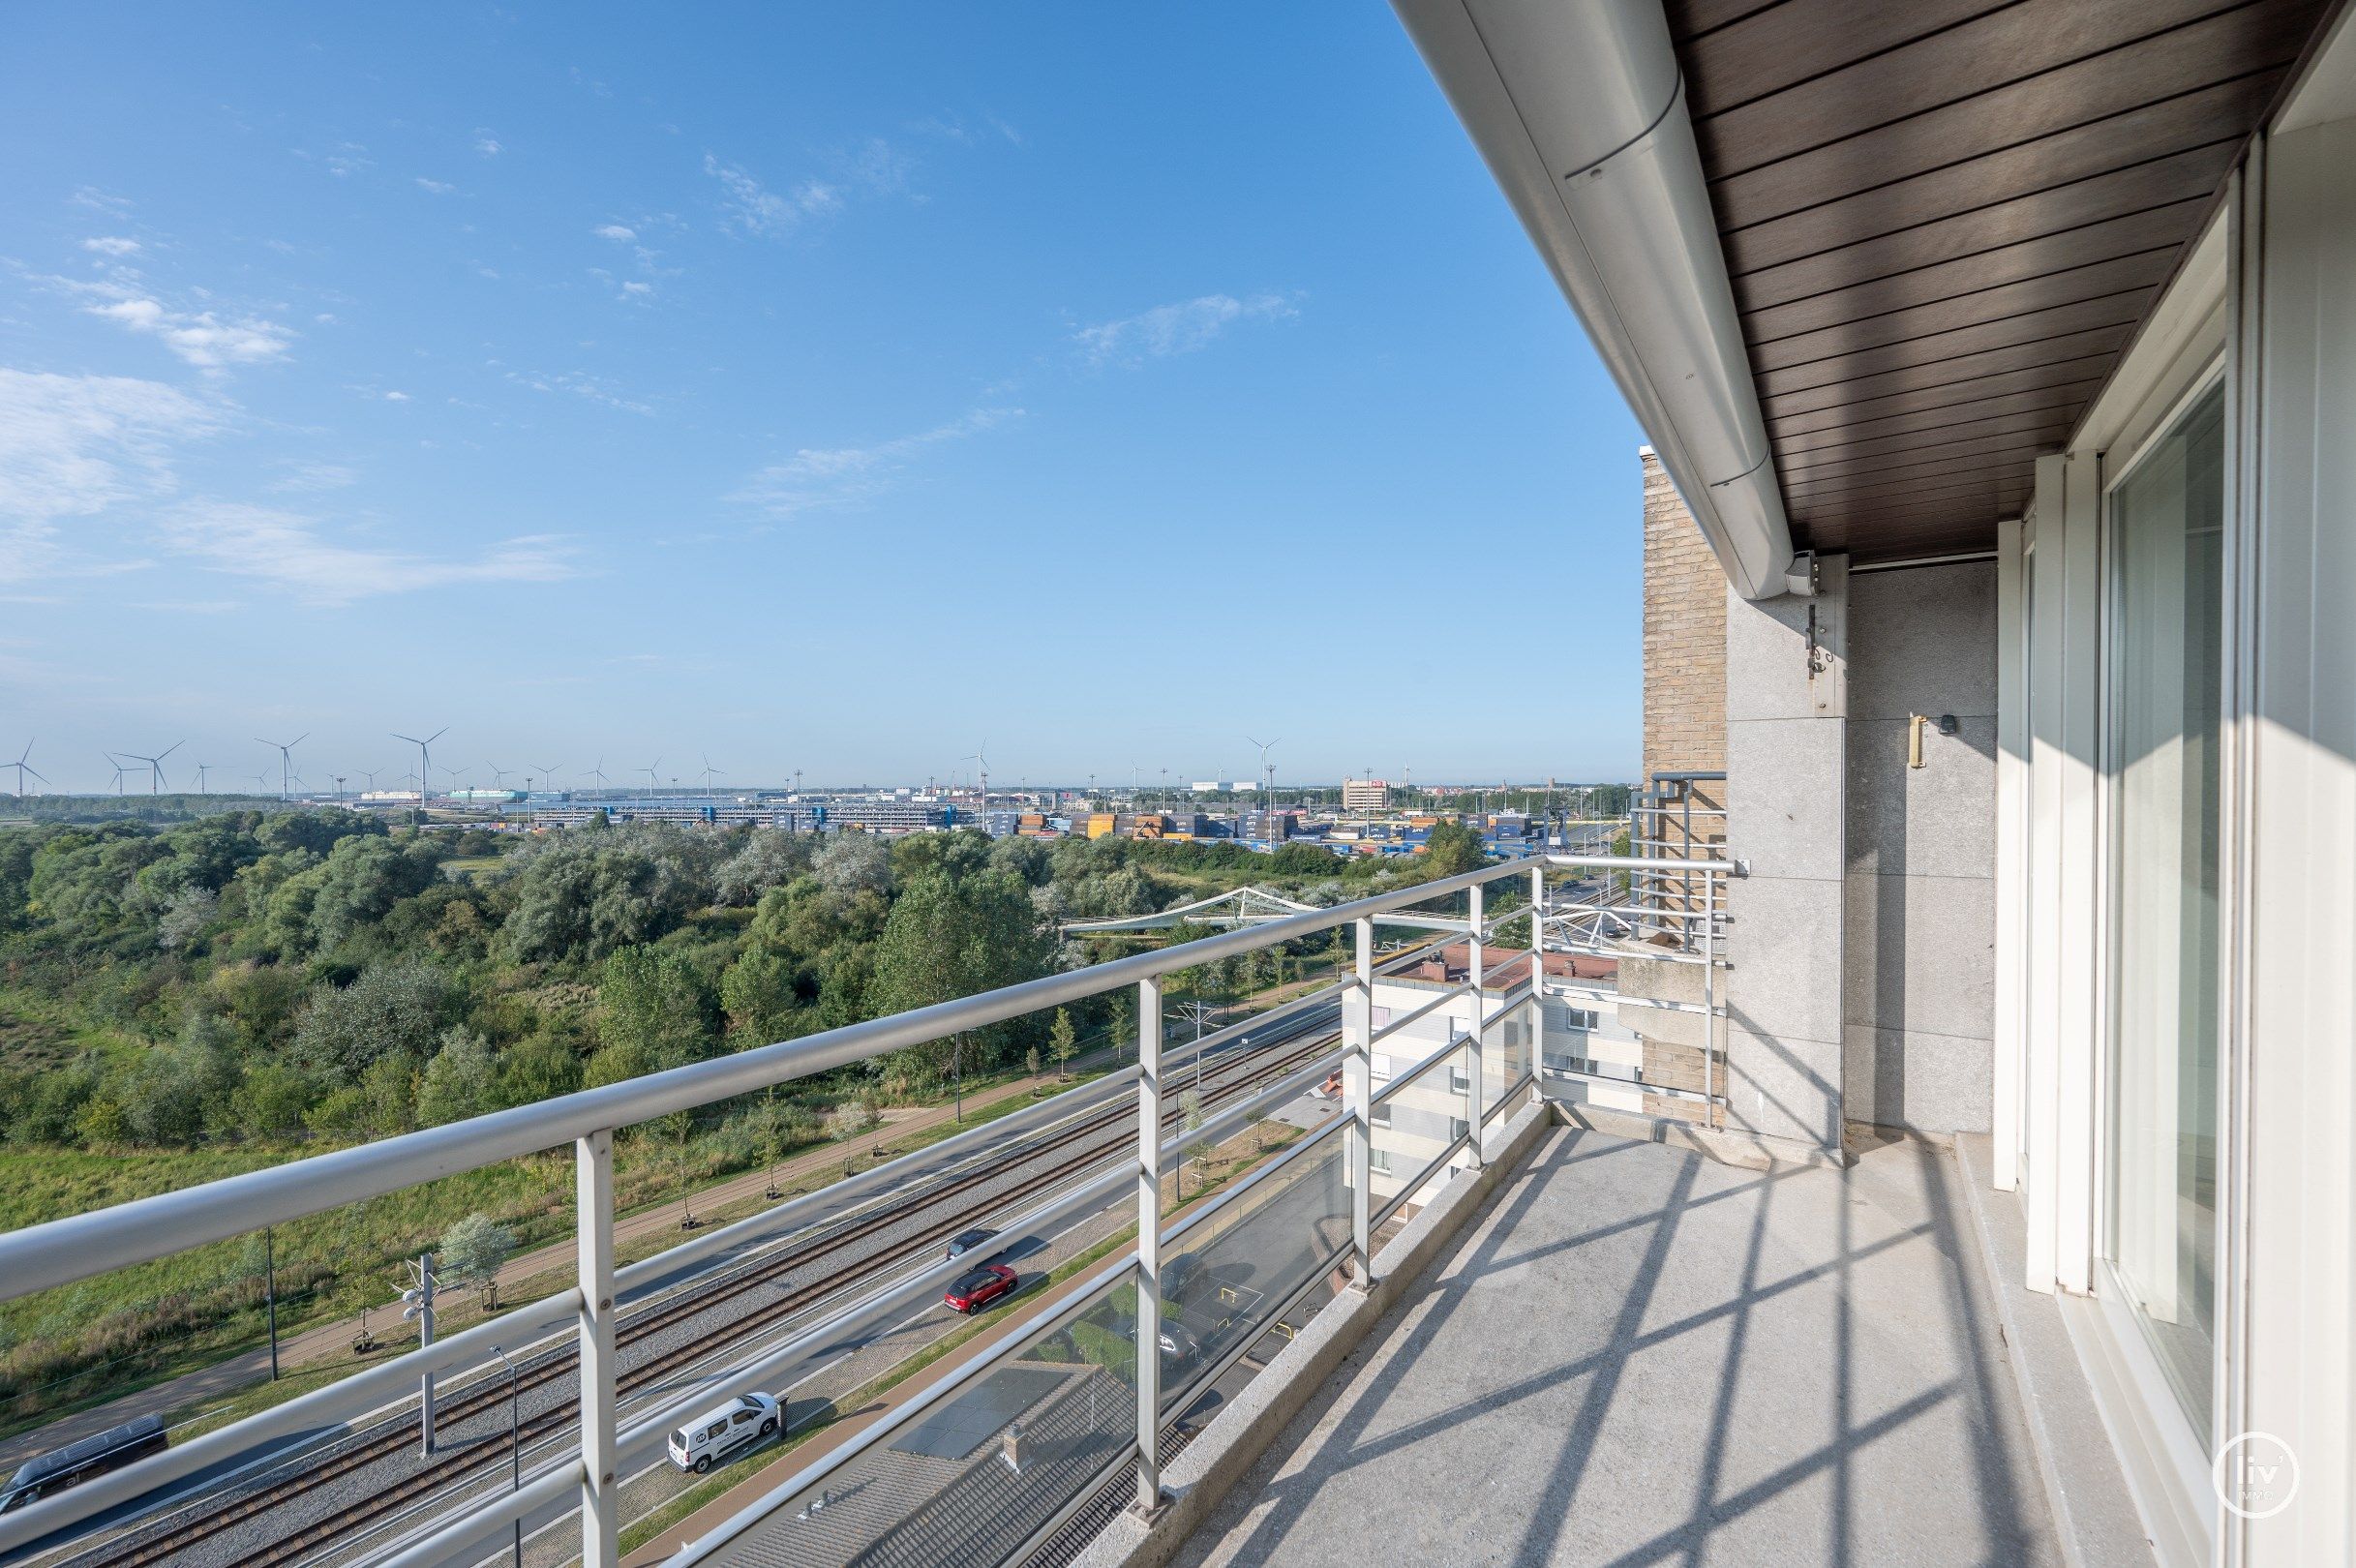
[667,1392,780,1474]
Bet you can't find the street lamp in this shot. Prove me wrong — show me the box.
[492,1343,522,1568]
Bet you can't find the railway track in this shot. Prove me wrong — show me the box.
[76,1020,1341,1568]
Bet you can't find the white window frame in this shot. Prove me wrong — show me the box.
[2017,197,2237,1568]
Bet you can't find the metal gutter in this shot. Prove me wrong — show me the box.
[1392,0,1797,599]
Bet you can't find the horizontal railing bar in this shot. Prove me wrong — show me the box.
[1158,1237,1350,1423]
[1163,1046,1344,1162]
[375,1451,581,1568]
[1539,1062,1720,1105]
[995,1438,1143,1568]
[408,1167,1139,1568]
[672,1250,1143,1566]
[615,1066,1144,1299]
[1160,980,1350,1077]
[0,859,1554,1302]
[623,1169,1132,1455]
[0,1285,589,1554]
[1368,981,1474,1053]
[1164,1115,1346,1251]
[1540,853,1726,873]
[1481,1071,1536,1127]
[1372,1035,1468,1110]
[1374,1131,1473,1230]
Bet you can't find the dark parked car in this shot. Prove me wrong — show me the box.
[943,1263,1018,1314]
[1160,1252,1205,1306]
[944,1227,999,1262]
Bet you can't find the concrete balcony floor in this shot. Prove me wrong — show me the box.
[1172,1123,2062,1567]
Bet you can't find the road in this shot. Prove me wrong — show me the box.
[16,1009,1342,1568]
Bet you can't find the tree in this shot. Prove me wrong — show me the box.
[1178,1088,1206,1194]
[1420,822,1488,880]
[156,885,218,950]
[600,948,714,1073]
[826,1099,878,1141]
[813,832,891,897]
[714,829,808,907]
[1025,1045,1042,1085]
[231,1063,315,1141]
[291,963,447,1081]
[865,869,1051,1082]
[438,1213,515,1307]
[1049,1008,1077,1080]
[416,1027,499,1126]
[719,949,800,1049]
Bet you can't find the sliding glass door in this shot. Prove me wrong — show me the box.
[2104,377,2225,1436]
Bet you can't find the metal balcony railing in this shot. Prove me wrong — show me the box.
[0,852,1726,1568]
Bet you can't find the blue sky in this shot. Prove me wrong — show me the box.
[0,4,1645,797]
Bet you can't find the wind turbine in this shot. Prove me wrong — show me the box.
[587,757,611,795]
[252,770,274,795]
[118,740,183,795]
[257,734,307,801]
[4,742,46,798]
[1245,735,1280,845]
[193,762,217,794]
[104,755,128,796]
[699,755,724,793]
[530,762,562,796]
[485,761,512,792]
[360,768,382,792]
[962,743,988,827]
[392,728,447,804]
[641,758,662,800]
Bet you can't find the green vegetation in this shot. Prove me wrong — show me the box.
[0,809,1469,1426]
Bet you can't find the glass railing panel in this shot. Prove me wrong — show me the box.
[716,1267,1138,1568]
[1158,1125,1349,1415]
[1370,1041,1470,1222]
[1481,994,1535,1118]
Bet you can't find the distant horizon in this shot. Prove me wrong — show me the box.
[6,771,1636,802]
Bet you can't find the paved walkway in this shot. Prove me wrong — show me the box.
[0,1070,1080,1473]
[1172,1125,2066,1567]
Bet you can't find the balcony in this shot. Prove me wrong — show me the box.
[0,854,1740,1568]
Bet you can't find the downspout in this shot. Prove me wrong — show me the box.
[1393,0,1797,599]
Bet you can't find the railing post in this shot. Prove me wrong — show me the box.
[1702,869,1718,1131]
[1530,861,1546,1099]
[577,1129,619,1568]
[1464,885,1484,1169]
[1133,975,1163,1515]
[1346,916,1374,1286]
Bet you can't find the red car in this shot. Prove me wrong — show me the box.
[943,1264,1018,1314]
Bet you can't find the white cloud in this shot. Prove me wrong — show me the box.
[732,406,1020,517]
[593,223,637,241]
[415,177,455,195]
[620,281,652,297]
[81,236,141,256]
[1074,292,1299,364]
[84,293,295,371]
[156,501,577,604]
[508,369,653,415]
[474,133,502,157]
[0,369,222,578]
[268,461,357,494]
[704,153,845,239]
[381,390,410,402]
